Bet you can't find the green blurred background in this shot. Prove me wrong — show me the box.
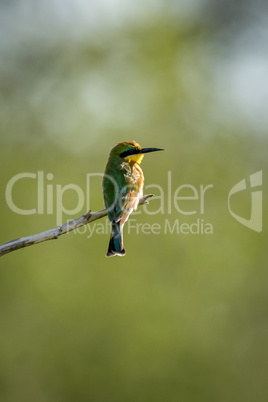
[0,1,267,401]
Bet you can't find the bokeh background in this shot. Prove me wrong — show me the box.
[0,1,267,401]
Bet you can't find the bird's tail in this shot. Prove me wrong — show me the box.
[106,221,126,257]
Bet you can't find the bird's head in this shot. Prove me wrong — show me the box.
[110,141,164,164]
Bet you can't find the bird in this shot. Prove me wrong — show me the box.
[102,141,163,257]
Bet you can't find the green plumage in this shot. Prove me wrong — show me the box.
[103,142,144,257]
[102,141,163,257]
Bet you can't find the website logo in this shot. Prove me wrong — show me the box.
[228,170,262,232]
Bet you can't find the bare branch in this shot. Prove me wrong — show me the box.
[0,194,154,257]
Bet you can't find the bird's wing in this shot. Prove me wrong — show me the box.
[106,162,141,223]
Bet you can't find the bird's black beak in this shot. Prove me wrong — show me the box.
[140,148,164,154]
[120,147,164,158]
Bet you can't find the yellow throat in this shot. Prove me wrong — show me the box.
[124,153,144,164]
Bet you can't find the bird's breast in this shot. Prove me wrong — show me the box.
[121,161,143,185]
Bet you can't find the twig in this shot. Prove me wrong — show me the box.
[0,194,154,257]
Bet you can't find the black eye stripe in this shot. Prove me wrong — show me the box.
[120,148,139,158]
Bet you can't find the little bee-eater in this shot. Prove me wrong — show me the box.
[102,141,163,257]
